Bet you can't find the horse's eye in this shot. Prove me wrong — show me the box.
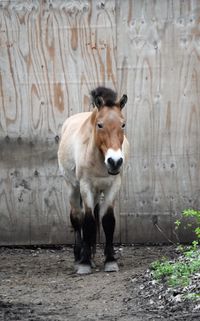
[97,123,103,129]
[122,123,126,129]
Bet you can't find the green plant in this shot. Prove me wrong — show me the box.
[175,219,181,230]
[150,255,200,287]
[182,209,200,241]
[150,208,200,297]
[184,293,200,300]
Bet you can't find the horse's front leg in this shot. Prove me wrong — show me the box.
[77,182,96,275]
[101,176,121,272]
[102,205,119,272]
[102,206,118,272]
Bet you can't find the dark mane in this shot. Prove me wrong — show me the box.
[90,87,117,107]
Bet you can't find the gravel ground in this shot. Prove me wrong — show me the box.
[0,245,199,321]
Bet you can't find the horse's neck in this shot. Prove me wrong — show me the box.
[88,129,102,161]
[81,114,104,165]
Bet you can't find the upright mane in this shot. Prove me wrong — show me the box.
[90,87,117,107]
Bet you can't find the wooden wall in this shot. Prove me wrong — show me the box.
[0,0,200,245]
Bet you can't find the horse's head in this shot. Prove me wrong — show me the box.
[91,87,128,175]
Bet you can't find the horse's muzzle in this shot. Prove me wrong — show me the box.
[107,157,123,175]
[108,170,120,175]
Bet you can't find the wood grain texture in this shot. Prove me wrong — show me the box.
[117,0,200,243]
[0,0,119,244]
[0,0,200,244]
[0,0,117,140]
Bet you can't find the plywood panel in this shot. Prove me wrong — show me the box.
[117,0,200,243]
[0,0,119,245]
[0,0,117,140]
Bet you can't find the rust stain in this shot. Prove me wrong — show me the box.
[106,46,112,80]
[49,45,55,59]
[25,54,32,69]
[128,0,132,24]
[100,59,105,81]
[31,84,39,97]
[188,105,197,134]
[6,43,18,125]
[54,82,64,112]
[71,27,78,50]
[45,14,55,58]
[18,10,26,25]
[30,84,41,129]
[83,94,90,112]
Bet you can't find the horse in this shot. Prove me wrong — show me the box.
[58,87,129,274]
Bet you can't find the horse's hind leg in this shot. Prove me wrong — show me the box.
[92,203,100,256]
[102,206,119,272]
[68,185,83,265]
[70,210,82,263]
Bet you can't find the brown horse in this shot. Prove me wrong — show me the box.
[58,87,129,274]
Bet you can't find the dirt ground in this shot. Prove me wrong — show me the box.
[0,245,199,321]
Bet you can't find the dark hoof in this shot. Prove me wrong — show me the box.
[104,261,119,272]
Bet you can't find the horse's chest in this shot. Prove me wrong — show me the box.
[92,176,115,191]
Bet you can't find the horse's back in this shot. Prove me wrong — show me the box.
[61,112,92,136]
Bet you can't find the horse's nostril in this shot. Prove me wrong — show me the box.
[107,157,115,167]
[107,157,123,169]
[117,157,123,168]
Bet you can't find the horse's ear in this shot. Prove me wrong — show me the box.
[119,94,128,109]
[94,96,104,109]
